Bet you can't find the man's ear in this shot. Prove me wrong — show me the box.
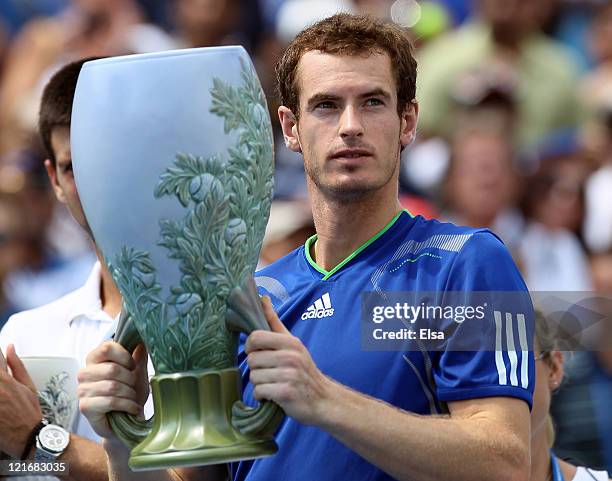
[278,106,302,153]
[399,100,419,148]
[44,158,66,204]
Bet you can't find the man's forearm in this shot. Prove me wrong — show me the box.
[61,436,109,481]
[314,379,530,481]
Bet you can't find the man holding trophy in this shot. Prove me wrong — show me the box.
[77,13,535,481]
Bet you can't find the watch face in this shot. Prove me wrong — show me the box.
[39,425,70,453]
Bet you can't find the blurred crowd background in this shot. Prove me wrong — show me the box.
[0,0,610,473]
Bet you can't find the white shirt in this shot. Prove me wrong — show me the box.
[0,262,116,443]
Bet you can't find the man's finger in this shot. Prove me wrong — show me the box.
[247,350,290,369]
[86,341,135,370]
[252,383,285,403]
[77,380,138,402]
[250,367,294,385]
[6,344,36,391]
[245,330,296,353]
[79,396,141,418]
[262,296,290,334]
[77,362,137,387]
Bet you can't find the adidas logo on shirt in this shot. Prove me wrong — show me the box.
[301,293,334,320]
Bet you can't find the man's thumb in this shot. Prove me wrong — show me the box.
[262,296,289,334]
[133,343,149,375]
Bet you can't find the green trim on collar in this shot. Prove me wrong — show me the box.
[304,234,328,276]
[305,209,410,280]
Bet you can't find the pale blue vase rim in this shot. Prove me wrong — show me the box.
[81,45,248,70]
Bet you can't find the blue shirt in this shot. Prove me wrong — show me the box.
[232,211,534,481]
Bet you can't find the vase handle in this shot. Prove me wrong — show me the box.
[107,305,153,447]
[226,277,285,436]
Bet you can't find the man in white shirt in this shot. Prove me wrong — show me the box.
[0,58,142,481]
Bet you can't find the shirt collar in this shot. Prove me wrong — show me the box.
[67,261,113,326]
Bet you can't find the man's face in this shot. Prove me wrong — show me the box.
[44,126,92,236]
[279,51,417,202]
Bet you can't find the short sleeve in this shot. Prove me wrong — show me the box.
[433,232,535,408]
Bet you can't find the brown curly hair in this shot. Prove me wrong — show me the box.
[275,13,417,119]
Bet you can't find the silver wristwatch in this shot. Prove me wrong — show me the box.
[34,423,70,461]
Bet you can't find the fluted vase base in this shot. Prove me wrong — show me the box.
[128,368,278,471]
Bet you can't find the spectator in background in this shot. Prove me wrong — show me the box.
[532,311,611,480]
[440,114,522,255]
[548,246,612,474]
[417,0,581,150]
[519,150,593,291]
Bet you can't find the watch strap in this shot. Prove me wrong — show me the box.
[33,441,58,462]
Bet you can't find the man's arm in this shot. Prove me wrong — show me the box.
[244,297,530,481]
[77,342,227,481]
[313,382,529,481]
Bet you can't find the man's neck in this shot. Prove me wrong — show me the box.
[95,249,122,318]
[309,184,402,272]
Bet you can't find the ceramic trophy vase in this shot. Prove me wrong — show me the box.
[71,47,282,470]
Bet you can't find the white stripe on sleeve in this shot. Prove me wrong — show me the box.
[505,312,519,387]
[516,313,529,389]
[494,311,507,386]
